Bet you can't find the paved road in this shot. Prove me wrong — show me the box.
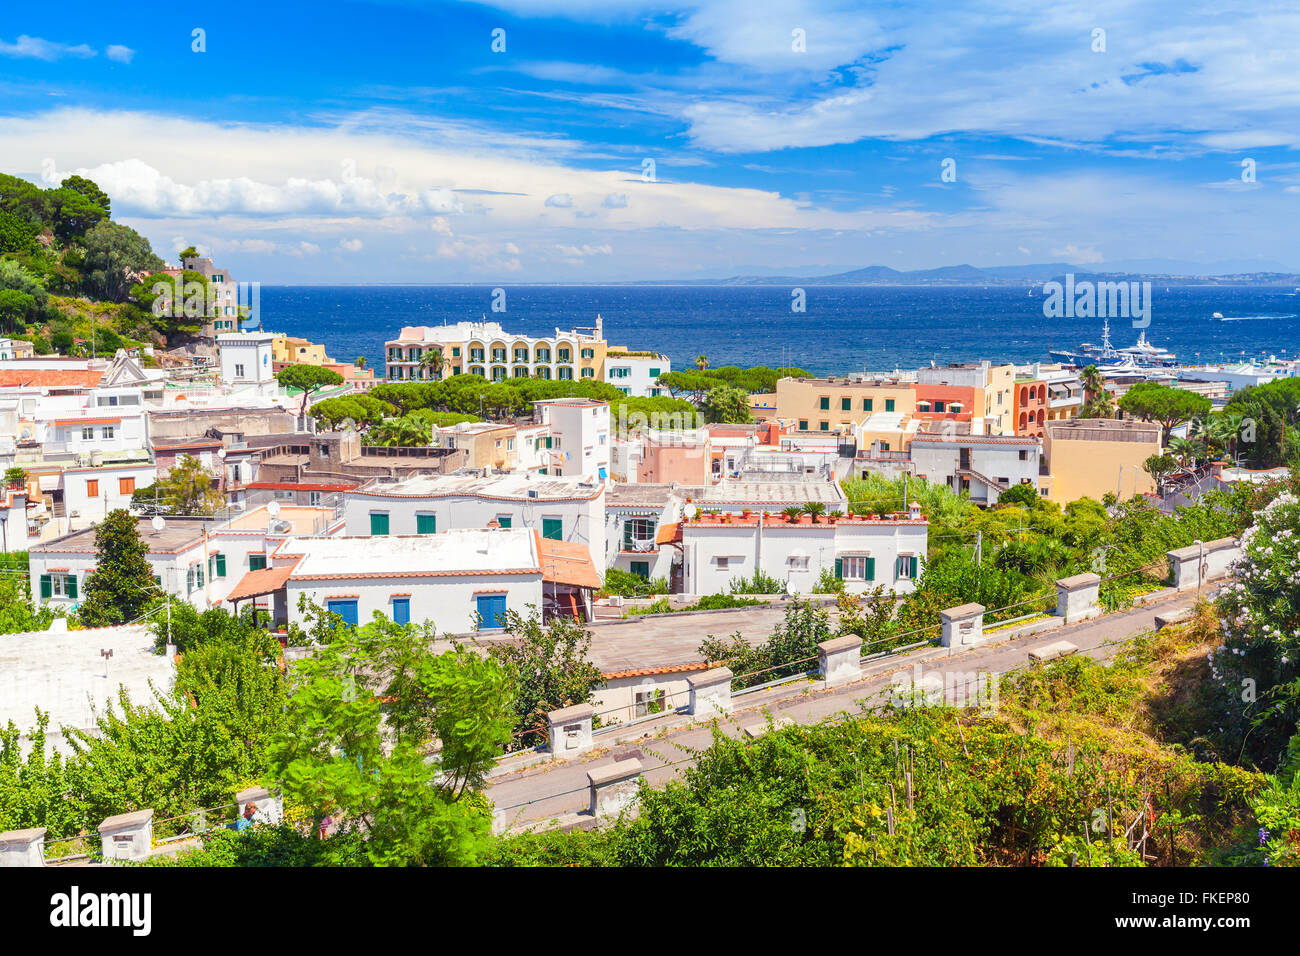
[486,589,1197,833]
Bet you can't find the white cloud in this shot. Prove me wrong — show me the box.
[602,193,628,208]
[545,193,574,207]
[339,238,364,252]
[105,45,135,64]
[430,216,453,235]
[556,243,612,257]
[1051,244,1104,264]
[0,35,96,61]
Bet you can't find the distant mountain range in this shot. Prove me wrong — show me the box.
[660,261,1300,286]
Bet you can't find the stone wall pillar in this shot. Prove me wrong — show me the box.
[817,634,863,687]
[688,666,733,718]
[98,809,154,863]
[940,603,986,647]
[547,703,595,758]
[587,759,642,819]
[0,827,46,867]
[1055,572,1101,623]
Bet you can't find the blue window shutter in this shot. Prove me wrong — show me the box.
[392,598,410,625]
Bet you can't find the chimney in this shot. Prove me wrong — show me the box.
[908,501,922,520]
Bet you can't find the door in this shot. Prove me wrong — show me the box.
[476,594,507,629]
[959,448,970,470]
[326,600,358,627]
[630,561,650,579]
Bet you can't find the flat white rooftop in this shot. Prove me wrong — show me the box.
[701,478,847,506]
[355,471,603,500]
[281,528,540,578]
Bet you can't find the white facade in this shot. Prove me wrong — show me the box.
[342,472,605,559]
[218,332,275,385]
[384,320,604,383]
[604,352,670,398]
[59,463,157,529]
[679,511,928,597]
[604,485,692,583]
[534,399,610,480]
[277,530,544,634]
[908,434,1041,505]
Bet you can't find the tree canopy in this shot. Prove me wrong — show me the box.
[1117,382,1211,440]
[77,509,157,626]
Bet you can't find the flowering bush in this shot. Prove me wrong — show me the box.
[1210,492,1300,769]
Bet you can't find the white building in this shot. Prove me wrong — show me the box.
[533,398,610,480]
[603,482,701,584]
[696,477,849,515]
[603,348,671,398]
[670,505,928,597]
[342,471,605,558]
[29,505,343,612]
[218,331,275,386]
[908,431,1041,505]
[270,530,550,633]
[57,462,158,528]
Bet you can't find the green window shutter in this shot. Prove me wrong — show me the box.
[799,420,808,430]
[833,558,843,580]
[370,512,389,535]
[197,564,204,587]
[910,556,919,579]
[497,516,511,529]
[819,397,829,410]
[886,398,895,412]
[841,397,851,411]
[154,574,163,588]
[542,518,562,540]
[865,557,875,581]
[249,554,266,571]
[66,575,77,599]
[864,398,873,412]
[40,574,51,599]
[416,513,437,534]
[623,522,633,550]
[216,554,227,578]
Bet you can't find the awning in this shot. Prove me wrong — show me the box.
[537,538,602,590]
[225,563,296,603]
[655,522,682,545]
[38,475,60,491]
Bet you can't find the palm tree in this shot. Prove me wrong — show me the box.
[1203,411,1244,462]
[1167,435,1204,468]
[355,355,366,369]
[1079,364,1114,418]
[696,354,710,372]
[419,347,444,380]
[781,505,803,523]
[801,501,826,523]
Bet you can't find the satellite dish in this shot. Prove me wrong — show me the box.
[684,504,697,519]
[217,448,227,459]
[267,501,281,517]
[151,515,165,533]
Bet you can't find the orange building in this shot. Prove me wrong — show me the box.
[912,384,976,429]
[1012,378,1048,437]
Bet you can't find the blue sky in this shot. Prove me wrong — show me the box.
[2,0,1299,282]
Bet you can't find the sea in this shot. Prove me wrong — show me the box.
[259,285,1300,378]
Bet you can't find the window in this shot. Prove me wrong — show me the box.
[933,401,946,413]
[623,517,656,551]
[841,397,851,411]
[542,518,562,540]
[715,556,730,569]
[835,556,875,581]
[863,398,873,412]
[558,367,573,380]
[416,513,437,534]
[581,368,594,378]
[103,426,114,439]
[799,419,809,430]
[558,348,571,362]
[630,560,650,579]
[635,687,666,717]
[326,600,359,627]
[81,427,94,440]
[476,594,507,629]
[896,555,919,579]
[40,572,77,600]
[820,421,829,431]
[819,396,830,410]
[885,398,896,412]
[581,347,595,359]
[86,479,99,497]
[535,348,551,363]
[209,553,227,578]
[119,477,135,495]
[370,512,390,535]
[470,348,484,362]
[1018,450,1030,461]
[492,515,511,529]
[452,347,461,357]
[788,554,809,570]
[492,348,507,362]
[391,598,410,625]
[648,367,660,377]
[609,367,630,378]
[249,554,267,571]
[235,364,245,378]
[308,490,321,506]
[880,442,890,452]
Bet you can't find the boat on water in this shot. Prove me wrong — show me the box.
[1047,318,1177,368]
